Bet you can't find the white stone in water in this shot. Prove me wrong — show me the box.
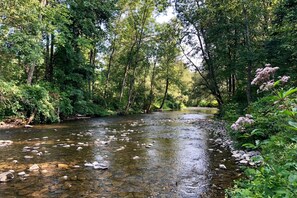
[239,160,248,165]
[12,160,18,164]
[0,140,13,147]
[115,146,125,152]
[219,164,227,169]
[73,165,80,168]
[37,152,43,156]
[41,170,48,174]
[0,171,14,182]
[63,176,68,180]
[18,171,26,176]
[29,164,40,172]
[31,150,38,153]
[93,162,109,170]
[24,125,33,128]
[133,156,140,160]
[24,156,33,159]
[63,145,70,148]
[77,147,83,151]
[232,153,241,159]
[84,163,94,167]
[42,136,48,139]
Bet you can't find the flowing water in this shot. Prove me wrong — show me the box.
[0,108,240,197]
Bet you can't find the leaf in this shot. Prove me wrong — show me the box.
[288,121,297,130]
[274,80,280,87]
[283,87,297,98]
[290,137,297,142]
[288,174,297,183]
[242,143,257,149]
[240,133,251,138]
[281,110,295,117]
[251,129,264,136]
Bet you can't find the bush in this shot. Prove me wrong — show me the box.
[228,71,297,197]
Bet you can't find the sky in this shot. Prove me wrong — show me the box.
[155,6,176,23]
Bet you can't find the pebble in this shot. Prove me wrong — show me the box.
[77,147,83,151]
[24,156,33,159]
[57,164,69,169]
[239,160,248,165]
[219,164,227,169]
[0,140,13,147]
[84,163,93,167]
[29,164,40,172]
[41,170,48,174]
[133,156,140,160]
[18,171,26,176]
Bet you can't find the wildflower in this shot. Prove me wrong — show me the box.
[279,75,290,84]
[251,65,279,86]
[231,114,255,132]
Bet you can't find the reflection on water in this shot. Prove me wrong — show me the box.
[0,107,238,197]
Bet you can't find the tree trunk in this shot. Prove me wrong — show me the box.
[159,78,169,109]
[26,64,36,85]
[125,67,137,114]
[146,59,157,113]
[232,74,236,96]
[103,42,115,101]
[243,4,252,105]
[45,34,54,82]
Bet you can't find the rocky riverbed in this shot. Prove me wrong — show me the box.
[0,108,245,197]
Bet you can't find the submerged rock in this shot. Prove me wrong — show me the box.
[57,164,69,169]
[18,171,26,176]
[0,171,14,182]
[0,140,13,147]
[133,156,140,160]
[93,161,109,170]
[29,164,40,172]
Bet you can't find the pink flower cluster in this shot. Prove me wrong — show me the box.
[251,64,279,85]
[231,114,254,132]
[279,75,290,84]
[251,64,290,92]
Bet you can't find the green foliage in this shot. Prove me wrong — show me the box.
[221,102,243,122]
[0,80,60,123]
[228,131,297,197]
[198,100,219,108]
[228,82,297,196]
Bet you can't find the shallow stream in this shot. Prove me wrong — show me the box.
[0,108,240,197]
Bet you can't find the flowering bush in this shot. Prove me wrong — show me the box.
[251,64,290,93]
[231,114,254,132]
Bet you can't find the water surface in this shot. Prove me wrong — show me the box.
[0,108,239,197]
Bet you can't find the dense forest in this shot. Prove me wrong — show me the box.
[1,0,297,196]
[0,0,296,123]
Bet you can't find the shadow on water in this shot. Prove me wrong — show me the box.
[0,107,240,197]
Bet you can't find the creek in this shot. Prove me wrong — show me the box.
[0,108,240,197]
